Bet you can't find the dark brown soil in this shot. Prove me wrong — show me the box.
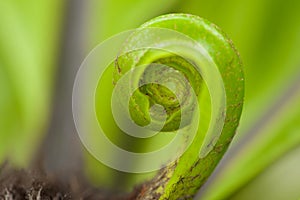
[0,164,141,200]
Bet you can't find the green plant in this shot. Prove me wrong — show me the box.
[92,13,244,199]
[1,0,300,199]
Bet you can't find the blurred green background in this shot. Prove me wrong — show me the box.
[0,0,300,199]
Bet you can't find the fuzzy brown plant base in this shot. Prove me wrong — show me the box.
[0,167,141,200]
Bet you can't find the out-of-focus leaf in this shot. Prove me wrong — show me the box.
[87,0,179,47]
[0,0,64,166]
[84,0,179,191]
[231,146,300,200]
